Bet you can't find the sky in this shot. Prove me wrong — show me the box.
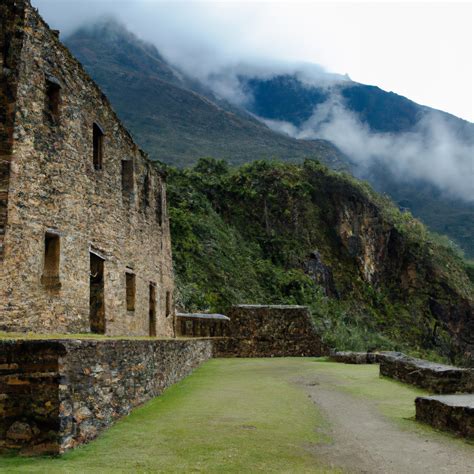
[32,0,473,122]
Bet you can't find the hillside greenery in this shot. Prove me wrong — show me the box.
[164,159,473,363]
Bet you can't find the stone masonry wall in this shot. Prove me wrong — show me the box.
[0,338,212,454]
[0,1,174,336]
[176,314,229,338]
[379,352,474,394]
[415,395,474,438]
[214,305,328,357]
[0,0,26,260]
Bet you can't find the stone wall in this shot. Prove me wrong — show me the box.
[176,313,229,337]
[0,0,174,336]
[0,1,27,261]
[379,352,474,394]
[0,338,212,454]
[329,351,382,364]
[415,395,474,438]
[214,305,327,357]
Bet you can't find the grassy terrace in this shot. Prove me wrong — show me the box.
[0,358,442,473]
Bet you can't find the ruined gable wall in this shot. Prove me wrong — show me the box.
[0,0,26,260]
[0,1,174,336]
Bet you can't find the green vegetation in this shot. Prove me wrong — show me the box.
[65,22,474,259]
[0,359,333,473]
[165,158,473,362]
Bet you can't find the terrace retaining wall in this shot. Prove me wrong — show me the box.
[379,352,474,394]
[415,395,474,438]
[213,305,327,357]
[0,338,212,455]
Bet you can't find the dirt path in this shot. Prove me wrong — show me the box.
[300,372,474,474]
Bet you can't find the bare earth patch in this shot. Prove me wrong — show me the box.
[300,367,474,474]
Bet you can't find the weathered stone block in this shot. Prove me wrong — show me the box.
[330,351,381,364]
[379,353,474,393]
[415,395,474,438]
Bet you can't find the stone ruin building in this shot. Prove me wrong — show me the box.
[0,0,329,457]
[0,0,175,337]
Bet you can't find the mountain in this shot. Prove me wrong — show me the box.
[243,74,474,138]
[64,21,346,169]
[65,20,474,258]
[166,158,474,364]
[62,21,473,362]
[238,75,474,257]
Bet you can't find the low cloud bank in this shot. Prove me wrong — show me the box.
[191,61,350,110]
[260,92,473,202]
[190,65,473,204]
[33,0,472,202]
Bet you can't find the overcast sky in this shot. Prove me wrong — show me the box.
[33,0,473,122]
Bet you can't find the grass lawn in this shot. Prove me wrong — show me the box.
[0,358,432,473]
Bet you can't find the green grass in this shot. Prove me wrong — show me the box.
[0,359,333,473]
[0,358,464,473]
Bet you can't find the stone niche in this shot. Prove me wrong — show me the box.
[214,305,328,357]
[0,338,212,455]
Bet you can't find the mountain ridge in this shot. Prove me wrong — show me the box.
[64,19,474,257]
[65,20,347,169]
[167,158,474,364]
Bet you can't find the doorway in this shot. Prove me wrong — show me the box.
[149,283,157,337]
[90,252,105,334]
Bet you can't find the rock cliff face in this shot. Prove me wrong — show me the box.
[336,200,392,284]
[311,173,474,360]
[167,159,473,364]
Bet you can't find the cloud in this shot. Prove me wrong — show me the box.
[32,0,473,122]
[261,92,474,202]
[31,0,473,201]
[197,61,350,109]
